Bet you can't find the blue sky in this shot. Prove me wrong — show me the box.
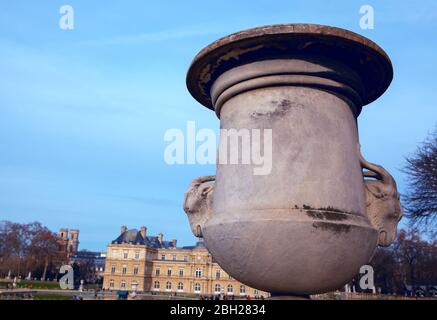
[0,0,436,251]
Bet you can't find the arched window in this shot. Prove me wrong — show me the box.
[214,284,221,293]
[154,281,160,289]
[120,280,126,288]
[227,284,233,294]
[177,282,184,291]
[166,281,172,291]
[194,283,201,293]
[195,268,202,278]
[240,285,246,295]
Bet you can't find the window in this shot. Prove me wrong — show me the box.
[155,268,160,276]
[179,269,184,277]
[161,254,165,261]
[167,268,172,276]
[109,280,114,288]
[194,283,201,293]
[214,284,221,294]
[177,282,184,291]
[110,265,115,274]
[195,268,202,278]
[122,265,127,274]
[131,281,138,291]
[173,254,176,261]
[111,250,118,258]
[215,269,220,279]
[123,251,128,259]
[183,256,188,262]
[254,289,259,295]
[227,284,233,294]
[166,282,172,291]
[120,280,126,288]
[240,285,246,295]
[133,266,139,275]
[154,281,160,289]
[134,251,140,260]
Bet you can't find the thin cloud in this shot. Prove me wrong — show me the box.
[107,194,180,207]
[80,27,226,46]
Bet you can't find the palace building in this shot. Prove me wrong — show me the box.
[102,226,268,298]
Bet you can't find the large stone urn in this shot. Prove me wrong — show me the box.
[183,24,402,295]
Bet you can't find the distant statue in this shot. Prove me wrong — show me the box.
[183,176,215,237]
[358,145,403,247]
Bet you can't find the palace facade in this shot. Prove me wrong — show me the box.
[102,226,268,298]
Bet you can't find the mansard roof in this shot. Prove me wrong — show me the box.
[111,229,176,249]
[181,240,206,250]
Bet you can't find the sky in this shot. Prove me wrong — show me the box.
[0,0,436,251]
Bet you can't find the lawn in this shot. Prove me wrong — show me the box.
[33,294,72,300]
[0,280,60,290]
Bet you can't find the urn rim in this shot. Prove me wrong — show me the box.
[186,23,393,110]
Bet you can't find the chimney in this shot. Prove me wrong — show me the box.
[157,232,163,243]
[171,239,177,247]
[140,226,147,238]
[120,225,127,234]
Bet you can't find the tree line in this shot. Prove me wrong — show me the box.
[370,228,437,294]
[0,221,67,281]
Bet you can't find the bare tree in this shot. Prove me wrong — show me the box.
[0,221,31,277]
[403,128,437,235]
[370,228,437,295]
[0,221,67,279]
[27,223,64,280]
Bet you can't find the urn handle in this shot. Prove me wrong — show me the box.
[358,145,403,247]
[183,175,215,238]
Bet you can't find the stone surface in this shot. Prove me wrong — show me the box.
[183,24,401,295]
[359,146,404,247]
[186,23,393,112]
[183,176,215,237]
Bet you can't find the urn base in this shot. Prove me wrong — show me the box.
[203,208,378,295]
